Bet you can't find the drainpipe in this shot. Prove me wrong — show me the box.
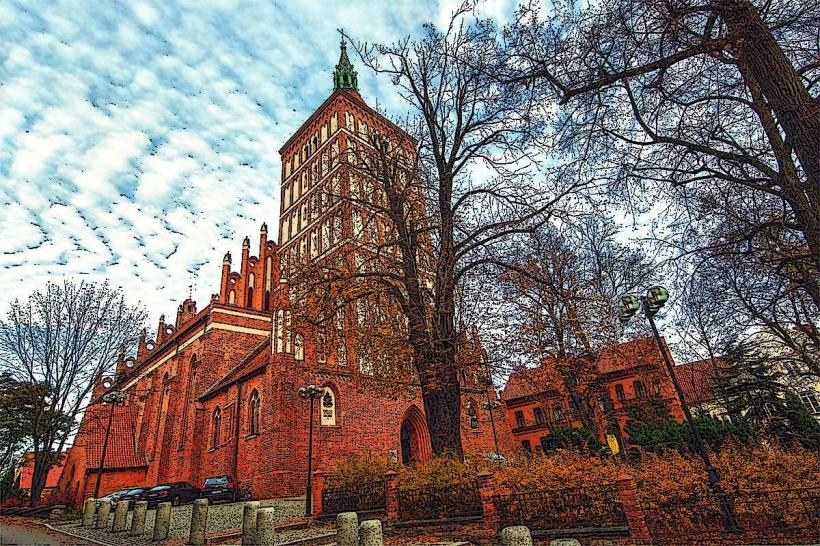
[233,382,242,479]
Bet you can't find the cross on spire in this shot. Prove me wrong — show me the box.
[333,34,359,91]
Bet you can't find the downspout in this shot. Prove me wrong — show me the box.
[233,382,242,479]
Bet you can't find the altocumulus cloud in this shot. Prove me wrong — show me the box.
[0,0,514,323]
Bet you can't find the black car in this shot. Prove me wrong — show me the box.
[142,482,201,508]
[95,487,138,509]
[119,487,147,509]
[200,475,241,504]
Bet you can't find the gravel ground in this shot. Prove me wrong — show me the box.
[50,498,306,545]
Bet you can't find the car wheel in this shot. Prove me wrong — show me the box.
[172,496,180,507]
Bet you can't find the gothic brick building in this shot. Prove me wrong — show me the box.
[56,43,512,506]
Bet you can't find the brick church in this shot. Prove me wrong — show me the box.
[56,42,513,505]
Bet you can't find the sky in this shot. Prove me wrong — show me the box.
[0,0,518,326]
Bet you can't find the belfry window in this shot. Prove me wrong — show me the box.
[212,407,221,448]
[248,390,260,436]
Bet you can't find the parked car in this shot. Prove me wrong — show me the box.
[200,475,241,504]
[141,482,201,508]
[118,487,147,509]
[95,487,138,508]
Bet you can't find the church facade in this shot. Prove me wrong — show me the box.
[56,44,513,505]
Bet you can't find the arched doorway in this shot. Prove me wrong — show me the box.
[399,405,431,465]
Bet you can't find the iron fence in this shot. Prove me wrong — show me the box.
[641,487,820,543]
[397,481,483,521]
[493,484,627,532]
[321,480,386,515]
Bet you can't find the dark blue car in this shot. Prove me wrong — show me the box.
[141,482,201,508]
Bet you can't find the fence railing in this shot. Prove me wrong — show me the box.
[321,480,386,515]
[397,481,483,521]
[641,487,820,543]
[493,484,627,532]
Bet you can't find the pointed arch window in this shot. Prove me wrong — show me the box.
[320,387,336,426]
[248,390,260,436]
[294,333,304,361]
[212,407,222,448]
[228,290,236,305]
[247,273,255,307]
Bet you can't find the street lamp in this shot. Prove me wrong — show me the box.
[298,384,323,516]
[93,390,127,499]
[480,375,502,461]
[618,286,737,531]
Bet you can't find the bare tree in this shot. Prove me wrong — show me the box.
[505,0,820,344]
[289,5,591,457]
[0,280,145,503]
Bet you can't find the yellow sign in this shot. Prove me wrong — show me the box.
[607,434,620,455]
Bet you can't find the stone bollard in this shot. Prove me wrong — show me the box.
[241,501,260,545]
[359,519,384,546]
[82,498,96,528]
[188,498,209,545]
[112,500,129,532]
[500,525,533,546]
[95,501,111,530]
[255,507,277,546]
[130,501,148,536]
[336,512,359,546]
[549,540,581,546]
[153,502,172,541]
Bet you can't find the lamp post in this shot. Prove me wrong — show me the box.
[618,286,737,531]
[481,397,502,460]
[93,390,127,499]
[298,384,323,516]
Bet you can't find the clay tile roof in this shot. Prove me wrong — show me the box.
[674,358,723,404]
[199,336,271,401]
[83,404,146,469]
[501,366,556,401]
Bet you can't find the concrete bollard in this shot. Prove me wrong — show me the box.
[82,499,96,528]
[241,501,260,545]
[255,507,277,546]
[359,519,384,546]
[188,498,209,545]
[336,512,359,546]
[500,525,533,546]
[95,501,111,530]
[549,540,581,546]
[152,502,172,541]
[112,500,129,532]
[130,501,148,536]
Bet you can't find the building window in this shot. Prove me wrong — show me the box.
[211,407,221,448]
[320,387,336,426]
[515,411,525,428]
[540,436,550,453]
[615,384,625,403]
[521,440,532,453]
[534,407,546,425]
[800,391,820,414]
[294,333,304,361]
[467,399,478,429]
[248,390,260,436]
[228,290,236,305]
[317,331,327,364]
[634,380,646,399]
[247,273,255,307]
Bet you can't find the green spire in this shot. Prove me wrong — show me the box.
[333,39,359,91]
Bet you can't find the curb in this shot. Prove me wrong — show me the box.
[43,522,115,546]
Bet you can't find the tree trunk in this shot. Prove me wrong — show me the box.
[29,450,51,505]
[419,364,464,458]
[720,0,820,188]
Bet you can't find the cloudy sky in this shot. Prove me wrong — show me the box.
[0,0,516,325]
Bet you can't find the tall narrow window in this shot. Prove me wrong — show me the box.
[515,411,525,428]
[247,273,255,307]
[228,290,236,305]
[634,380,646,399]
[615,384,626,403]
[534,407,546,425]
[294,333,304,361]
[320,388,336,426]
[317,331,327,364]
[212,407,221,448]
[248,390,260,436]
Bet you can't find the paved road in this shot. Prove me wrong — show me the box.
[0,520,90,545]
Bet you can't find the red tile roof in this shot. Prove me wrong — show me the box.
[82,403,147,469]
[673,358,723,404]
[17,451,69,490]
[500,337,669,401]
